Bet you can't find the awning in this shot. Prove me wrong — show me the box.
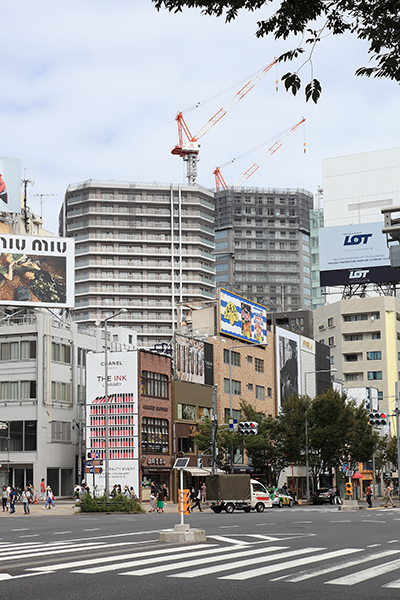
[183,467,225,477]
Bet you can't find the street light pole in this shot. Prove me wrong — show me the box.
[103,308,127,497]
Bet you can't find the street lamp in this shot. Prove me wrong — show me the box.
[304,368,337,503]
[103,308,127,496]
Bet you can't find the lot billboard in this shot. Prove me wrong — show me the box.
[86,351,139,494]
[218,288,267,346]
[276,326,301,413]
[0,234,74,308]
[0,157,22,214]
[174,334,214,386]
[319,222,400,286]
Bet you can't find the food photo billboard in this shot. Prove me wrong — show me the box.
[0,234,74,308]
[319,222,400,286]
[86,351,139,494]
[218,288,267,346]
[0,157,22,214]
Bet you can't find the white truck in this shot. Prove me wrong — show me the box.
[205,473,272,513]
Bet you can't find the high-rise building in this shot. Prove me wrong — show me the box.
[214,187,313,312]
[59,181,215,347]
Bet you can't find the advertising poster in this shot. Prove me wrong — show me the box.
[86,351,139,494]
[219,288,267,345]
[319,222,400,286]
[276,326,301,412]
[0,157,21,214]
[175,334,213,385]
[0,234,74,308]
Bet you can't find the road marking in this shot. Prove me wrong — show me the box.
[388,540,399,543]
[327,557,400,585]
[220,548,359,580]
[53,531,72,535]
[30,543,213,572]
[11,529,28,532]
[0,572,51,581]
[19,535,39,538]
[83,528,100,532]
[278,549,399,582]
[169,547,318,579]
[208,536,250,545]
[118,546,294,577]
[0,541,108,562]
[218,525,240,529]
[293,521,312,524]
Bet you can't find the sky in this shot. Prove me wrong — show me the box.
[2,1,400,235]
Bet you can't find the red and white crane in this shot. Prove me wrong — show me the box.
[172,60,276,186]
[213,117,306,192]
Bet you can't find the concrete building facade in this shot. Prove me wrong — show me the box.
[59,181,216,348]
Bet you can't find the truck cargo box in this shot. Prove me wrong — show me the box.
[206,474,251,501]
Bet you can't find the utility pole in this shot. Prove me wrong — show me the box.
[211,386,218,475]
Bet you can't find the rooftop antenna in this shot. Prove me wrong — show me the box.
[32,193,58,220]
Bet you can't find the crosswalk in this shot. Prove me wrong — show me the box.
[2,536,400,589]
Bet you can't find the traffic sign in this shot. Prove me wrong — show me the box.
[85,467,103,474]
[84,460,93,467]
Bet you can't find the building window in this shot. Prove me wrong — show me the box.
[51,421,72,443]
[255,385,265,400]
[51,382,72,404]
[177,437,194,453]
[255,358,264,373]
[328,337,335,346]
[368,371,383,380]
[344,314,368,322]
[267,387,272,397]
[367,351,382,360]
[141,371,169,398]
[199,407,210,420]
[247,383,254,391]
[371,312,380,320]
[345,354,359,362]
[177,404,195,420]
[141,417,169,454]
[0,421,37,452]
[345,373,363,382]
[0,340,36,361]
[344,334,363,341]
[247,356,253,363]
[224,408,241,421]
[372,332,381,340]
[51,342,71,364]
[223,349,241,367]
[224,379,241,395]
[328,317,334,327]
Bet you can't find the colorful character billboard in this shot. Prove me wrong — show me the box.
[219,288,267,345]
[0,235,74,308]
[0,157,22,214]
[276,327,301,412]
[86,351,139,494]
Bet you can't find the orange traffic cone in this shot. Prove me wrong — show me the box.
[33,494,38,504]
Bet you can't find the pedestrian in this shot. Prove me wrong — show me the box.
[157,488,164,513]
[201,481,206,504]
[162,483,169,504]
[39,478,46,502]
[27,481,37,503]
[149,491,156,513]
[150,481,157,496]
[130,487,138,500]
[282,482,288,494]
[44,486,55,510]
[1,485,7,511]
[74,483,81,501]
[365,484,373,508]
[383,481,396,508]
[9,486,16,514]
[123,485,130,498]
[334,486,341,505]
[22,486,31,514]
[191,487,203,512]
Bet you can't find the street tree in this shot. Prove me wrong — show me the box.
[153,0,400,102]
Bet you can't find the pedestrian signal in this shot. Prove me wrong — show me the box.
[238,421,258,435]
[178,489,191,514]
[345,482,353,496]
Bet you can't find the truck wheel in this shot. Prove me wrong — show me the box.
[224,503,235,513]
[212,506,222,513]
[243,506,251,513]
[255,502,265,513]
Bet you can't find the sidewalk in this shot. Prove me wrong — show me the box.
[0,500,185,517]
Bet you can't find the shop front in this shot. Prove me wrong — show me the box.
[141,455,172,500]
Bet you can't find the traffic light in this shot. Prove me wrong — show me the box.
[197,456,203,469]
[178,489,191,514]
[369,412,388,426]
[238,421,258,435]
[345,482,353,496]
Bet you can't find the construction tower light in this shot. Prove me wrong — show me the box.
[238,421,258,435]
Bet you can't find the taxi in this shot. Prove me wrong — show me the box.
[267,487,294,507]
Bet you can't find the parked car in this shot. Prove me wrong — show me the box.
[267,487,294,507]
[312,488,335,504]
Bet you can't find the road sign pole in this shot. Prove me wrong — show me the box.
[180,468,184,526]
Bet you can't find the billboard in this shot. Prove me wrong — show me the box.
[0,157,22,214]
[345,387,378,411]
[86,351,139,494]
[319,222,400,286]
[219,288,267,345]
[175,334,214,385]
[0,234,74,308]
[276,327,301,412]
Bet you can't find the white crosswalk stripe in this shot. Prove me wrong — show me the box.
[326,557,400,586]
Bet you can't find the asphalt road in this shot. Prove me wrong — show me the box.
[0,504,399,600]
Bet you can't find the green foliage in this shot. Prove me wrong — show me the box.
[78,493,145,513]
[153,0,400,102]
[386,436,398,468]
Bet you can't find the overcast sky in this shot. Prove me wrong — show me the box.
[2,1,399,235]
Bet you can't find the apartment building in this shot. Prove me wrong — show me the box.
[214,187,314,312]
[59,181,215,347]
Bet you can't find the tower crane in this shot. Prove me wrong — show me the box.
[172,59,276,187]
[213,117,306,192]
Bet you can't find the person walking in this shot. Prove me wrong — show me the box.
[9,487,16,514]
[38,478,46,502]
[44,486,55,510]
[22,487,31,515]
[334,486,341,505]
[149,491,156,513]
[1,485,7,512]
[191,487,203,512]
[383,481,396,508]
[162,483,169,504]
[201,481,206,504]
[156,488,164,513]
[365,484,373,508]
